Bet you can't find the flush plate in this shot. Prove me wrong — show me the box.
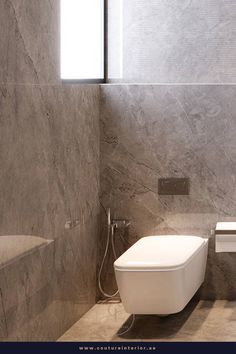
[158,178,189,195]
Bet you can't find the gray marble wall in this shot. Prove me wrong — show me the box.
[100,84,236,299]
[0,0,100,341]
[0,0,60,84]
[2,0,236,339]
[104,0,236,300]
[107,0,236,83]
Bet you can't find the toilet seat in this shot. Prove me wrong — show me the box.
[114,235,206,271]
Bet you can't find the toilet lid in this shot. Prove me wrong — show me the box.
[114,235,207,271]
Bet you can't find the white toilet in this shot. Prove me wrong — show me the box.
[114,235,208,315]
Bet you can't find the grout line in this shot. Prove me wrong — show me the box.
[100,83,236,86]
[2,82,236,87]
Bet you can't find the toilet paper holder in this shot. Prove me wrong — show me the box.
[215,222,236,252]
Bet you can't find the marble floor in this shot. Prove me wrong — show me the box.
[58,300,236,342]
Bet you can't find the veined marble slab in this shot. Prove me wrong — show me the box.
[0,0,60,84]
[100,84,236,299]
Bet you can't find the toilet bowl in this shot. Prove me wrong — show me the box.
[114,235,208,315]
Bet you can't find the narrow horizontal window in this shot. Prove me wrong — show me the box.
[61,0,104,81]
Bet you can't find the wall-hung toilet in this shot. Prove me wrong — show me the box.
[114,235,208,315]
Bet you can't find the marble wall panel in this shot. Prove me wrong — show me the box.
[108,0,236,83]
[0,290,7,340]
[0,84,99,240]
[0,0,60,85]
[0,0,100,341]
[0,84,100,340]
[100,84,236,299]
